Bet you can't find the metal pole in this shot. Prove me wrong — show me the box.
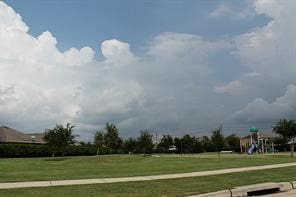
[272,142,274,154]
[240,139,243,153]
[181,140,183,156]
[257,131,260,143]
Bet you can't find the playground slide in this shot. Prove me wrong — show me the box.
[247,144,262,154]
[247,144,255,154]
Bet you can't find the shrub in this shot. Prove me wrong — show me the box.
[0,143,98,158]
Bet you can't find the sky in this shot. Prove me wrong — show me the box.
[0,0,295,141]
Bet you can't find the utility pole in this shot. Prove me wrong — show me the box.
[154,131,158,150]
[181,140,183,156]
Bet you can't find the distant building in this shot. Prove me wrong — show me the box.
[0,126,45,144]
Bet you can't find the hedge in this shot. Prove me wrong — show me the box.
[0,143,97,158]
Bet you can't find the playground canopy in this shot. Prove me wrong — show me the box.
[250,127,259,133]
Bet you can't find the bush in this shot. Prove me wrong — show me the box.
[0,143,98,158]
[64,145,97,156]
[0,143,51,157]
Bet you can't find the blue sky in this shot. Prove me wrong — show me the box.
[6,0,269,52]
[1,0,295,140]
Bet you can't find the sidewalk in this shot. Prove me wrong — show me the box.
[1,162,296,189]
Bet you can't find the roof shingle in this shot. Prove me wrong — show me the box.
[0,126,45,144]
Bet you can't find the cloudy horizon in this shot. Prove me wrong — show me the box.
[0,0,295,141]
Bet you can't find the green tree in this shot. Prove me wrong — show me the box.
[181,134,195,153]
[273,119,296,157]
[157,134,174,153]
[103,123,123,154]
[272,136,288,152]
[94,131,105,155]
[193,138,203,153]
[174,137,182,154]
[137,130,154,155]
[173,135,202,154]
[211,128,225,155]
[123,137,137,153]
[200,136,215,152]
[225,134,240,152]
[44,123,76,157]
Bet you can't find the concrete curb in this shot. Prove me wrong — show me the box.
[231,182,292,197]
[291,181,296,189]
[189,181,296,197]
[188,190,231,197]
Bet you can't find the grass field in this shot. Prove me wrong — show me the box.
[0,166,295,196]
[0,153,296,183]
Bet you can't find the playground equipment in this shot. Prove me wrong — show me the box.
[247,143,261,154]
[240,127,275,154]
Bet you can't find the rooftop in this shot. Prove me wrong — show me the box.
[0,126,45,144]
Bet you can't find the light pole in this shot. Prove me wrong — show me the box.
[181,140,183,156]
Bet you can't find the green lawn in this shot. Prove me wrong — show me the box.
[0,154,296,183]
[0,166,296,197]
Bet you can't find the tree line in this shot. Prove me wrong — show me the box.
[43,122,241,157]
[93,123,241,155]
[2,118,292,158]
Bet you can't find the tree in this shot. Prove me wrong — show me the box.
[94,131,105,155]
[173,135,202,154]
[174,137,182,154]
[44,123,76,157]
[272,136,288,152]
[181,134,195,153]
[123,137,137,153]
[137,130,154,155]
[273,119,296,157]
[225,134,240,152]
[157,134,174,153]
[103,123,123,154]
[200,136,215,152]
[211,128,225,155]
[192,138,203,153]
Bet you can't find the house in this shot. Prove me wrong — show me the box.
[0,126,45,144]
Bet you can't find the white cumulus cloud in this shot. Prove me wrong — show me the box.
[214,80,246,95]
[0,2,143,136]
[209,2,255,20]
[235,0,296,80]
[234,84,296,123]
[101,39,135,67]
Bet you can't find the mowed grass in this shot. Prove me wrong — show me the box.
[0,154,296,182]
[0,166,296,197]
